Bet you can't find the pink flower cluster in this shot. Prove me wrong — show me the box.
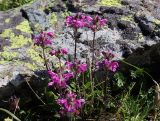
[97,51,119,72]
[65,14,93,29]
[65,61,87,74]
[65,14,107,30]
[57,91,85,115]
[47,48,87,115]
[90,15,107,31]
[32,31,54,46]
[48,61,87,89]
[48,70,74,89]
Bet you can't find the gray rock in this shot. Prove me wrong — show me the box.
[21,8,50,30]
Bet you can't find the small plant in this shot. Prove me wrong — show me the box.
[117,83,154,121]
[31,13,119,120]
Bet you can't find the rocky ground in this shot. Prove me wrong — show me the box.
[0,0,160,104]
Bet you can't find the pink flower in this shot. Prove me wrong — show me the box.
[65,14,93,29]
[65,61,74,70]
[100,19,107,26]
[103,59,119,72]
[91,25,97,31]
[108,61,119,72]
[33,31,54,46]
[89,15,107,31]
[49,50,57,56]
[86,16,93,21]
[102,51,115,60]
[47,32,54,37]
[44,39,52,45]
[50,48,68,57]
[57,98,67,106]
[97,58,119,72]
[57,91,85,115]
[75,99,85,108]
[60,48,68,55]
[63,72,74,81]
[48,70,68,89]
[65,61,88,74]
[77,63,87,73]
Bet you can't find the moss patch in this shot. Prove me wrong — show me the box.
[99,0,121,7]
[16,20,32,34]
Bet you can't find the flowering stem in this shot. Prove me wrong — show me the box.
[104,71,109,102]
[25,80,46,105]
[92,31,96,69]
[75,73,78,94]
[42,44,49,71]
[91,31,96,105]
[74,29,78,60]
[73,28,79,94]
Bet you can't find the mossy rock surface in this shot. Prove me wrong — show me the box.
[99,0,122,7]
[0,6,44,71]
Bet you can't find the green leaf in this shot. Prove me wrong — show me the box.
[130,69,144,79]
[84,81,91,89]
[114,72,125,87]
[45,91,57,103]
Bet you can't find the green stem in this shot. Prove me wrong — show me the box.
[74,28,78,60]
[25,80,46,105]
[0,108,21,121]
[42,46,49,71]
[120,59,159,86]
[92,31,96,71]
[90,31,96,107]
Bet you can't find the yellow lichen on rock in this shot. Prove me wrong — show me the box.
[27,47,43,63]
[49,13,57,25]
[120,15,134,22]
[5,18,10,23]
[16,20,32,34]
[1,29,14,38]
[0,47,18,61]
[11,35,32,48]
[100,0,122,7]
[153,19,160,25]
[61,11,71,18]
[0,28,43,70]
[0,29,32,49]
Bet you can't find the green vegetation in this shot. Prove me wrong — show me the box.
[61,11,71,18]
[0,0,34,11]
[100,0,122,7]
